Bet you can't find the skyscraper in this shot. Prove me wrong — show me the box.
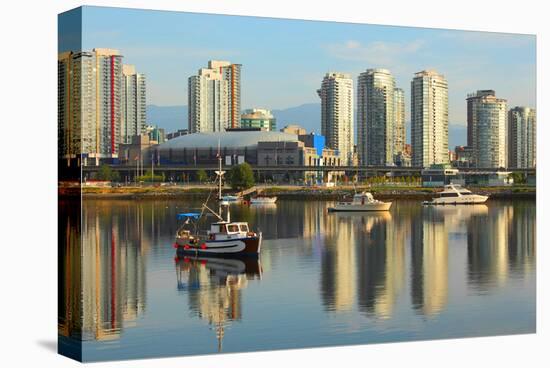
[317,72,354,165]
[393,87,406,158]
[357,69,395,166]
[467,90,507,168]
[411,70,449,168]
[188,60,241,133]
[508,106,536,168]
[467,90,495,148]
[58,48,123,166]
[121,65,146,144]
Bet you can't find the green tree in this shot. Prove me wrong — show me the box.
[97,164,119,182]
[509,172,526,185]
[196,169,208,183]
[138,170,165,182]
[228,163,255,190]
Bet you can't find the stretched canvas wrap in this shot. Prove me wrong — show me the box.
[58,5,536,362]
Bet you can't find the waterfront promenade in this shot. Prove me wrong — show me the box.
[61,183,536,200]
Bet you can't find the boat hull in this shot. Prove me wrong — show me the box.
[250,197,277,204]
[175,234,262,257]
[424,195,488,205]
[328,202,392,212]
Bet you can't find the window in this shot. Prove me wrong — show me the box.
[440,193,459,198]
[227,224,239,232]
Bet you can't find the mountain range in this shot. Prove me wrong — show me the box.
[147,103,467,148]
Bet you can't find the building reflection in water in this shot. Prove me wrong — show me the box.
[320,209,409,319]
[467,203,536,292]
[410,206,449,316]
[356,211,407,319]
[320,212,358,312]
[319,200,535,320]
[175,256,262,352]
[59,201,149,341]
[59,198,536,348]
[59,200,83,340]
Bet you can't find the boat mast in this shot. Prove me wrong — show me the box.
[214,140,230,223]
[218,140,222,216]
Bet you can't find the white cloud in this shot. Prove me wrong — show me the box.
[324,39,425,66]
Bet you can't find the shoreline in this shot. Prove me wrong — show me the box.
[60,185,536,200]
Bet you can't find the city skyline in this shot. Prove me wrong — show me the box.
[59,6,536,126]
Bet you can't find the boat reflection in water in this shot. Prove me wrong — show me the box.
[175,255,262,352]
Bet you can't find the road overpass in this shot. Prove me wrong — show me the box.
[81,164,536,177]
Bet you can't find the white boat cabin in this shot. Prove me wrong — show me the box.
[208,221,251,240]
[351,192,375,203]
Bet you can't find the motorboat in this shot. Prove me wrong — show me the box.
[250,196,277,204]
[328,192,392,212]
[174,146,262,257]
[423,184,488,205]
[221,195,241,202]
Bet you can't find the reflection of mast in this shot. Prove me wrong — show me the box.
[176,256,261,352]
[216,312,224,353]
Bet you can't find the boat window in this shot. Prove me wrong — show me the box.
[219,225,227,233]
[227,224,240,232]
[240,224,249,232]
[440,193,459,198]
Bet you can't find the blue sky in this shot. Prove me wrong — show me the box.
[62,6,536,125]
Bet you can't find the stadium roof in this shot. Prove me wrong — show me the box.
[157,131,299,150]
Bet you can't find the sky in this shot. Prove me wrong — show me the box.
[60,6,536,125]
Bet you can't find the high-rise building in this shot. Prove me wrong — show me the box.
[188,60,241,133]
[58,48,124,166]
[121,65,146,144]
[240,108,276,131]
[58,51,80,162]
[317,72,354,165]
[357,69,395,166]
[411,70,449,168]
[467,90,495,148]
[508,106,536,168]
[393,87,406,158]
[467,90,507,168]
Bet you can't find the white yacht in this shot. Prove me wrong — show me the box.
[250,196,277,205]
[423,184,488,205]
[221,195,241,202]
[328,192,392,212]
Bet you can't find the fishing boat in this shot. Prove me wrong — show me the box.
[250,196,277,204]
[174,147,262,257]
[328,192,392,212]
[423,184,488,205]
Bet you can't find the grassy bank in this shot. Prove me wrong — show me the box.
[62,184,536,200]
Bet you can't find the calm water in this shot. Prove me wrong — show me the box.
[59,198,536,361]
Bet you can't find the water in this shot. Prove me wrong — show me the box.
[58,198,536,361]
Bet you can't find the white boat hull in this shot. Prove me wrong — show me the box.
[328,202,392,212]
[424,195,488,205]
[221,196,241,202]
[250,197,277,204]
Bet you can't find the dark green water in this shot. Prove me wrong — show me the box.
[59,199,536,361]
